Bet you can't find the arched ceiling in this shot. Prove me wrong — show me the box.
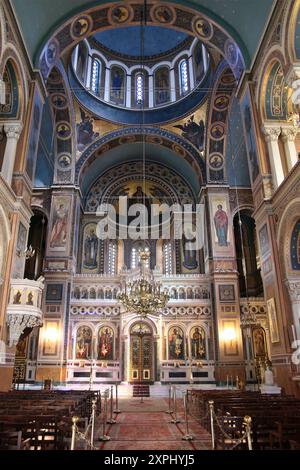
[80,142,201,198]
[11,0,276,68]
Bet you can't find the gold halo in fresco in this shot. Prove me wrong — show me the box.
[210,123,225,140]
[56,122,72,140]
[214,95,230,110]
[108,5,133,25]
[192,17,213,41]
[145,135,163,145]
[172,143,186,157]
[118,135,136,145]
[151,4,176,25]
[209,153,224,169]
[98,144,110,155]
[70,15,93,40]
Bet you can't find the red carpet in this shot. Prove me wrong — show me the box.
[98,397,212,450]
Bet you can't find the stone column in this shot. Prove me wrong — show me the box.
[261,124,284,189]
[286,280,300,341]
[202,44,208,73]
[104,67,110,102]
[148,74,154,108]
[188,56,195,90]
[126,74,132,108]
[1,123,23,186]
[170,68,176,102]
[0,77,6,105]
[85,55,92,89]
[281,125,298,171]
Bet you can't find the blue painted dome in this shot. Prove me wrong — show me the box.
[92,26,190,58]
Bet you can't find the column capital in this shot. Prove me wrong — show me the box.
[285,280,300,302]
[4,122,23,140]
[280,124,299,142]
[261,124,281,142]
[285,65,300,86]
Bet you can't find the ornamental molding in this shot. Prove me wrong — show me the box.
[285,280,300,301]
[7,312,42,347]
[3,122,23,140]
[261,124,281,142]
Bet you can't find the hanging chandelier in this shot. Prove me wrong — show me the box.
[118,250,169,317]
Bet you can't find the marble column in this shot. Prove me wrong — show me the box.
[104,67,110,102]
[170,68,176,102]
[286,280,300,341]
[261,124,284,189]
[1,123,23,186]
[0,77,5,105]
[281,125,298,171]
[126,74,132,108]
[148,75,154,108]
[188,56,195,90]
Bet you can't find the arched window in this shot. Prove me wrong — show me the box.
[135,73,144,105]
[179,59,189,96]
[163,241,173,274]
[108,241,117,275]
[91,58,101,95]
[131,243,150,269]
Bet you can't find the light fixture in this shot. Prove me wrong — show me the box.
[18,245,36,259]
[118,249,169,317]
[222,327,236,342]
[117,1,169,318]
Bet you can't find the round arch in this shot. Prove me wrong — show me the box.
[277,198,300,278]
[37,1,246,81]
[76,127,205,192]
[0,47,28,122]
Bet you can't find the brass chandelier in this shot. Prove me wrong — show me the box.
[118,250,169,318]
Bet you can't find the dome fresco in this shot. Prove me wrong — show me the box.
[92,26,190,58]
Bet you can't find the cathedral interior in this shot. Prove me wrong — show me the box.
[0,0,300,453]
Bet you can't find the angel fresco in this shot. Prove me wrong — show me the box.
[77,109,100,152]
[174,115,205,150]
